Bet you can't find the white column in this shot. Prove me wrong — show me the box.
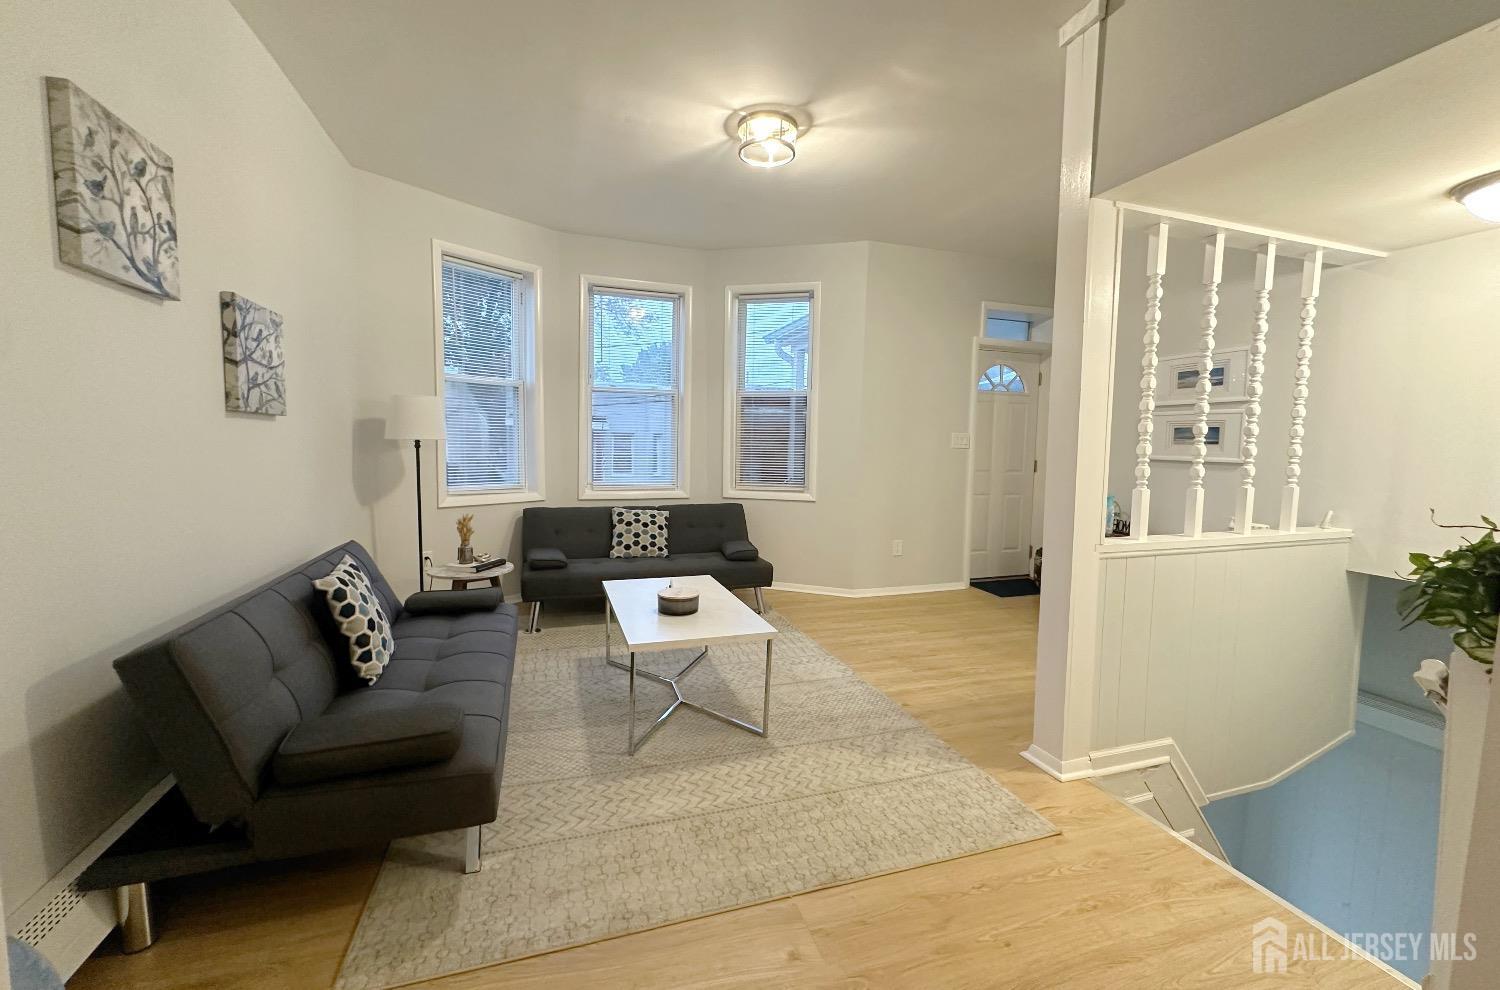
[1028,0,1110,782]
[1234,240,1277,534]
[1183,231,1224,538]
[1279,248,1324,531]
[1130,222,1169,539]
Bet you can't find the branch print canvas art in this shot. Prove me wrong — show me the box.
[221,292,286,416]
[46,77,180,299]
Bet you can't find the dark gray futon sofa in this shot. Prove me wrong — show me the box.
[520,502,773,630]
[111,541,516,882]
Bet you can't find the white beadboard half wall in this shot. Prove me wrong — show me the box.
[1091,531,1365,801]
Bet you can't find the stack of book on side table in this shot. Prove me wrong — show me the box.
[451,555,507,574]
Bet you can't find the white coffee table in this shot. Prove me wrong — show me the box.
[603,575,777,755]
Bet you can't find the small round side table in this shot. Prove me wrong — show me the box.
[425,560,514,591]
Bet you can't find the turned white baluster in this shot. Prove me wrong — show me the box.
[1183,231,1225,538]
[1131,222,1169,539]
[1234,240,1277,534]
[1280,248,1324,531]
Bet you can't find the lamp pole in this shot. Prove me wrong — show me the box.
[386,394,444,596]
[413,438,425,591]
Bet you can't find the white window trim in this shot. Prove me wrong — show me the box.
[979,299,1052,342]
[432,239,545,508]
[723,281,820,502]
[578,275,692,501]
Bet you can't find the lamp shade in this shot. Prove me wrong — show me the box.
[385,394,445,440]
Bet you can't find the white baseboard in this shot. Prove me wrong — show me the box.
[1204,729,1354,802]
[1087,730,1361,806]
[8,775,173,978]
[1090,737,1209,807]
[1019,743,1094,780]
[17,888,116,980]
[770,580,968,598]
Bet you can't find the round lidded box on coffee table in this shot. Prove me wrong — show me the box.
[656,582,699,616]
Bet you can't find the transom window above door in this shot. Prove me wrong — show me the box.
[977,363,1026,393]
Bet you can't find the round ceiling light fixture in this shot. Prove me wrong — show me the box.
[1450,170,1500,223]
[728,106,809,169]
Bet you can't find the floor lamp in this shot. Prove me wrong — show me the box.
[386,395,445,591]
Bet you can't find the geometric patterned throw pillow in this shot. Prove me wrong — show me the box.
[312,554,394,685]
[609,507,669,559]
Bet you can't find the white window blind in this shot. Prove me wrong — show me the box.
[440,256,527,493]
[586,285,683,491]
[732,291,813,493]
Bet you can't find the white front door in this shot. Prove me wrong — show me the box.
[969,350,1040,579]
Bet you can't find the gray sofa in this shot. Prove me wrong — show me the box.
[112,541,516,876]
[521,503,773,630]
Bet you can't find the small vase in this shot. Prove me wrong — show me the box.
[457,544,475,564]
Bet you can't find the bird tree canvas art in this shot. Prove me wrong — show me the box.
[221,292,286,416]
[46,77,180,299]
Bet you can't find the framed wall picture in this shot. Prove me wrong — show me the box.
[1157,345,1248,405]
[1151,407,1245,463]
[46,77,180,299]
[221,292,286,415]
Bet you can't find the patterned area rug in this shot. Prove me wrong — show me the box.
[335,608,1056,990]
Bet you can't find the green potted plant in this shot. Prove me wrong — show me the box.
[1398,513,1498,667]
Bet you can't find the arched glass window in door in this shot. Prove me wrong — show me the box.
[977,362,1026,393]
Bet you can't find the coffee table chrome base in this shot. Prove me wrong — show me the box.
[606,600,772,755]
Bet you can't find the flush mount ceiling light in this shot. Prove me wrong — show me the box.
[1450,170,1500,223]
[727,106,809,169]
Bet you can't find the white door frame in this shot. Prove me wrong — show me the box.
[961,336,1052,584]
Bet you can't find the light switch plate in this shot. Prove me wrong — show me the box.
[950,432,971,449]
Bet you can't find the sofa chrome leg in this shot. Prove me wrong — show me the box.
[754,587,766,614]
[115,882,156,953]
[463,825,482,874]
[528,601,542,633]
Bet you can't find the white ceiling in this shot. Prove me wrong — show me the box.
[229,0,1076,262]
[1102,19,1500,254]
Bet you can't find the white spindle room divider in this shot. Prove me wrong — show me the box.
[1234,241,1276,533]
[1116,207,1371,541]
[1129,223,1167,539]
[1281,248,1324,531]
[1088,204,1386,801]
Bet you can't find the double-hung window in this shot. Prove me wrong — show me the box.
[434,242,542,505]
[582,279,689,498]
[726,285,818,500]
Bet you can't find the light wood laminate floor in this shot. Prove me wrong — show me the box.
[74,588,1401,989]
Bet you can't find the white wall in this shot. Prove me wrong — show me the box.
[0,0,366,918]
[1094,0,1500,193]
[856,243,1053,588]
[1300,227,1500,577]
[1093,538,1364,800]
[704,242,873,590]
